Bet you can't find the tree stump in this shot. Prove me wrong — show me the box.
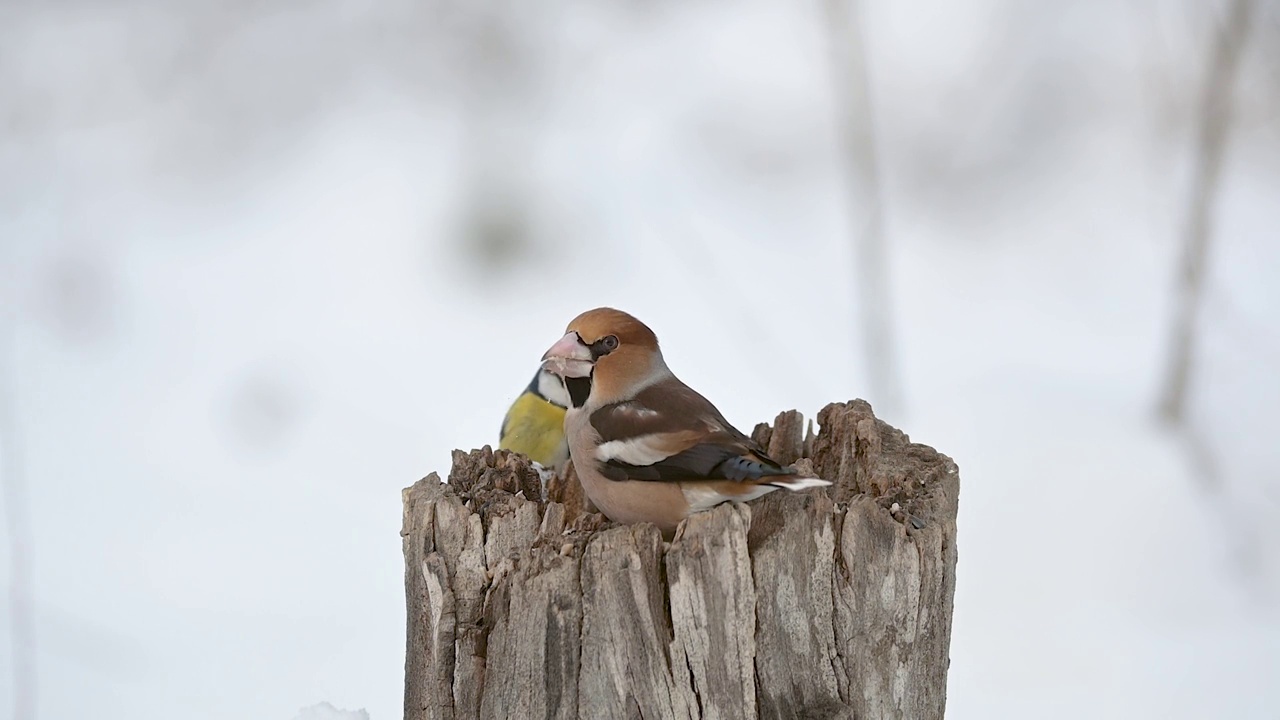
[402,399,959,720]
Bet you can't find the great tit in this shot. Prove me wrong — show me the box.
[498,367,572,469]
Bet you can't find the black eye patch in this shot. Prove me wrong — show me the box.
[589,334,619,359]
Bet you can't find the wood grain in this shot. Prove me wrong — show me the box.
[403,400,959,719]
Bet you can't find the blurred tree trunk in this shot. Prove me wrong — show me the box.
[824,0,903,418]
[402,400,959,720]
[1159,0,1253,424]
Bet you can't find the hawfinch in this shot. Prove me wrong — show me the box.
[540,307,830,537]
[499,367,572,470]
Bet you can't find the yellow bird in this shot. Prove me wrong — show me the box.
[498,367,572,469]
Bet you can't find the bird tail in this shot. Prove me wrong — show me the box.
[766,476,832,491]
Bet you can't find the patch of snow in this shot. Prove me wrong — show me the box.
[293,702,370,720]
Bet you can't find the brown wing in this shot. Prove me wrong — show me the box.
[588,380,795,483]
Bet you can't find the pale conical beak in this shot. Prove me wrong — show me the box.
[541,332,594,379]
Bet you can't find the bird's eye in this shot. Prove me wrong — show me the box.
[588,334,619,358]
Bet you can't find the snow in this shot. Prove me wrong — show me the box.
[294,702,370,720]
[2,1,1278,719]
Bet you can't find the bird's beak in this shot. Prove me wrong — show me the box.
[541,332,594,378]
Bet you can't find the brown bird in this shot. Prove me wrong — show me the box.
[540,307,830,537]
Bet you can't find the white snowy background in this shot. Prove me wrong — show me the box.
[2,1,1279,719]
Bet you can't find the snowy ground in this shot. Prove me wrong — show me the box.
[2,1,1279,719]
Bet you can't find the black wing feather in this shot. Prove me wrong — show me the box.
[590,382,794,483]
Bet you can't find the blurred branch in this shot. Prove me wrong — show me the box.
[1159,0,1254,425]
[823,0,903,419]
[1183,421,1266,585]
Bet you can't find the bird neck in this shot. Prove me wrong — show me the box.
[587,355,672,408]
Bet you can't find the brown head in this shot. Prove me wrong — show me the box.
[541,307,669,406]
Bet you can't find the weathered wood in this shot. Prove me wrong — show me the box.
[478,547,580,720]
[403,399,959,720]
[817,401,960,719]
[668,503,757,720]
[748,491,843,719]
[579,525,694,719]
[544,460,595,525]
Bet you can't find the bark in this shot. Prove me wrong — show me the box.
[404,400,959,720]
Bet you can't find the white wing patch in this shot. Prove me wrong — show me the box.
[682,484,778,511]
[767,476,833,490]
[612,402,659,420]
[596,436,673,466]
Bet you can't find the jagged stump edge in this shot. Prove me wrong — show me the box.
[402,399,959,720]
